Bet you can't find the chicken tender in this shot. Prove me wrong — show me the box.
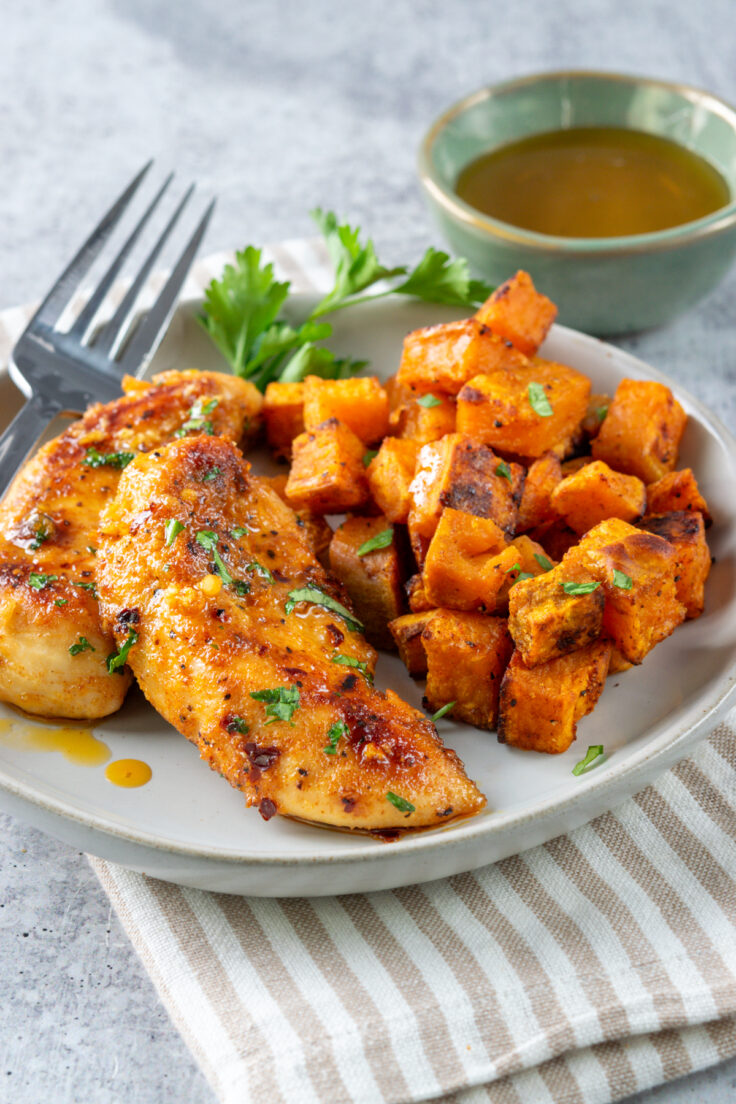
[96,435,485,832]
[0,370,261,718]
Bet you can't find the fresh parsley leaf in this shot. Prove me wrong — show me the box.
[277,341,366,386]
[528,382,553,417]
[175,397,219,438]
[612,569,633,590]
[534,553,554,572]
[250,686,300,725]
[386,791,415,815]
[28,572,57,590]
[431,702,456,722]
[561,580,601,595]
[572,744,605,776]
[195,530,233,585]
[82,447,135,469]
[506,563,534,581]
[324,719,349,755]
[247,562,274,583]
[54,598,67,607]
[28,513,53,550]
[416,393,442,408]
[596,405,609,423]
[285,586,364,633]
[331,654,373,683]
[232,580,251,596]
[202,466,221,482]
[165,519,185,546]
[107,630,138,674]
[392,248,492,307]
[495,461,512,482]
[72,580,97,598]
[357,528,393,556]
[69,636,95,656]
[309,209,405,318]
[362,449,378,468]
[230,527,248,539]
[226,716,249,734]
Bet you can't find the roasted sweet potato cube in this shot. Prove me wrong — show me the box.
[406,572,433,612]
[517,452,562,532]
[456,357,591,458]
[286,418,369,514]
[638,511,711,620]
[423,510,513,611]
[329,516,406,649]
[560,456,593,476]
[262,474,333,566]
[592,379,687,483]
[565,518,686,663]
[498,640,612,753]
[508,562,605,667]
[607,644,633,675]
[550,459,646,535]
[397,318,529,396]
[385,374,412,413]
[646,468,712,525]
[475,271,557,357]
[391,394,457,444]
[366,438,419,524]
[529,519,579,561]
[388,610,438,676]
[408,433,524,552]
[263,381,305,458]
[302,375,389,445]
[422,610,514,730]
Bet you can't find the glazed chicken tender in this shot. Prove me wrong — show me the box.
[96,435,484,831]
[0,370,261,719]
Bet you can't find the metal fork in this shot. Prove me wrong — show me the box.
[0,162,215,498]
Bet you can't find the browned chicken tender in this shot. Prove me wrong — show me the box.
[96,436,484,832]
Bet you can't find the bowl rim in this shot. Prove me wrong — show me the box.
[418,69,736,255]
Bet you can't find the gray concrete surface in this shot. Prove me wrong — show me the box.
[2,1,736,1101]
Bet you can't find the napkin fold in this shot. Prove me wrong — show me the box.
[3,242,735,1104]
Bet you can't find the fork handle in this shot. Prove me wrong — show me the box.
[0,393,62,501]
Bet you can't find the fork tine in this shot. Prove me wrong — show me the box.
[68,173,174,341]
[117,199,216,378]
[29,161,152,330]
[92,185,195,359]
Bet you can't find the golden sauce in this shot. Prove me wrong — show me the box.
[105,758,152,788]
[455,127,730,238]
[0,716,110,766]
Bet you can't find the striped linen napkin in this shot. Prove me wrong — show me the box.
[3,242,736,1104]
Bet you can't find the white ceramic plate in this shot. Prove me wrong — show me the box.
[0,294,734,896]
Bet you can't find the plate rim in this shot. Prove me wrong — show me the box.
[1,293,735,867]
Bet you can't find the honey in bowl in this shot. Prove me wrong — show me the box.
[454,126,731,238]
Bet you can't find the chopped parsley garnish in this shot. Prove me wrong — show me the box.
[527,382,553,417]
[416,393,442,408]
[69,636,95,656]
[82,447,135,469]
[561,580,601,595]
[612,569,633,590]
[572,745,605,776]
[72,581,98,598]
[331,654,373,683]
[164,519,185,546]
[247,562,275,583]
[324,719,349,755]
[534,552,554,572]
[28,572,57,591]
[285,586,363,633]
[357,528,393,557]
[386,791,415,815]
[362,449,378,468]
[596,405,609,423]
[87,546,97,555]
[232,580,251,597]
[54,598,67,607]
[506,563,534,582]
[202,466,221,482]
[230,527,248,539]
[250,686,300,725]
[495,461,512,482]
[106,630,138,674]
[175,397,219,437]
[226,716,249,734]
[431,702,456,722]
[195,530,233,585]
[28,514,53,550]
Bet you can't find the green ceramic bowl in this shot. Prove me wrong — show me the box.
[418,71,736,334]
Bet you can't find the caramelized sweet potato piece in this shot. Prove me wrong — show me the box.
[263,381,305,458]
[389,610,438,677]
[516,452,562,533]
[391,394,457,445]
[366,438,419,524]
[564,518,686,664]
[475,271,557,357]
[508,562,605,667]
[302,375,389,445]
[646,468,712,525]
[498,640,612,754]
[638,511,711,620]
[456,357,590,458]
[607,644,633,675]
[286,418,369,514]
[329,516,406,650]
[406,572,433,612]
[422,610,514,730]
[397,318,528,396]
[261,475,333,566]
[550,459,646,535]
[592,379,687,483]
[529,519,579,562]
